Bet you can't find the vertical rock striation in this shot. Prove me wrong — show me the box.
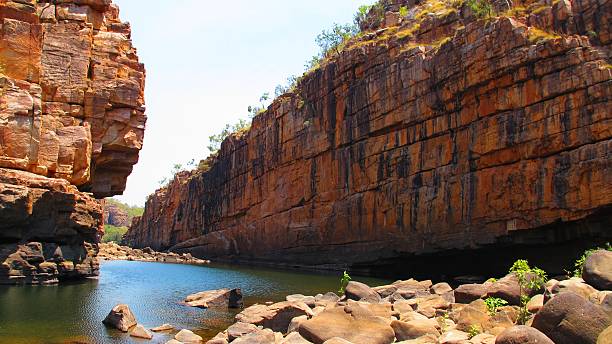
[0,0,145,284]
[126,0,610,274]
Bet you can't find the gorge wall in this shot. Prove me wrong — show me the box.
[126,0,611,277]
[0,0,145,284]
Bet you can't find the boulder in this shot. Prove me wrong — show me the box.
[486,274,537,305]
[314,292,340,307]
[394,300,417,314]
[470,333,496,344]
[166,340,184,344]
[551,277,598,299]
[430,283,453,295]
[130,324,153,340]
[394,334,438,343]
[236,301,314,333]
[390,319,440,341]
[299,306,395,344]
[598,325,612,344]
[175,329,203,343]
[102,304,137,332]
[151,323,174,332]
[532,292,611,344]
[232,329,277,344]
[583,250,612,290]
[184,288,242,308]
[206,332,229,344]
[344,300,395,319]
[282,332,313,344]
[344,281,381,303]
[287,294,316,307]
[454,284,488,303]
[495,325,553,344]
[323,338,354,344]
[438,330,469,344]
[288,315,309,333]
[526,294,544,313]
[227,322,260,341]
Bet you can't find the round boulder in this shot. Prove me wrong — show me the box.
[495,325,553,344]
[532,292,611,344]
[583,250,612,290]
[344,281,381,303]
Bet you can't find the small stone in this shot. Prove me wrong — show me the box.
[130,324,153,340]
[151,323,174,332]
[175,329,203,343]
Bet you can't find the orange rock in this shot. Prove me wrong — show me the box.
[126,3,610,272]
[0,0,145,284]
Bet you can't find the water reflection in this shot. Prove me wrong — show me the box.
[0,260,388,343]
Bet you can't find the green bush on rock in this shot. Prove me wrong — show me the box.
[509,259,547,324]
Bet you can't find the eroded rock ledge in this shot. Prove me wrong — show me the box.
[0,0,146,284]
[126,0,611,273]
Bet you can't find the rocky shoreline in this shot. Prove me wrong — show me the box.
[98,242,210,265]
[101,249,611,344]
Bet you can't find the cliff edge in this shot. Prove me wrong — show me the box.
[0,0,146,284]
[126,0,610,276]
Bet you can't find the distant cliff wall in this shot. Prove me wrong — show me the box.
[0,0,146,284]
[126,0,610,274]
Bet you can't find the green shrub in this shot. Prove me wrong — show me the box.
[484,297,508,316]
[468,324,481,339]
[338,271,352,294]
[466,0,493,18]
[509,259,547,324]
[399,6,409,18]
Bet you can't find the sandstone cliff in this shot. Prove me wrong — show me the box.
[126,0,610,276]
[0,0,145,284]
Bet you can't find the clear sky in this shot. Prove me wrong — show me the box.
[112,0,374,206]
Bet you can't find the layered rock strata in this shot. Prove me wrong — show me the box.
[103,201,130,227]
[126,0,610,273]
[0,0,145,284]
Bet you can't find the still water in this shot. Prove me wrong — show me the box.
[0,260,388,344]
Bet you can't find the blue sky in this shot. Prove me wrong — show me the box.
[112,0,374,206]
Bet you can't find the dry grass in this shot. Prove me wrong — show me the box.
[527,27,561,43]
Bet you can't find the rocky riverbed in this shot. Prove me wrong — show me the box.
[98,242,210,265]
[102,249,611,343]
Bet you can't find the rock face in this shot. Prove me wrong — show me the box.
[103,201,129,227]
[126,0,611,271]
[0,0,146,284]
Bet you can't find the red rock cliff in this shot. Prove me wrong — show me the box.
[126,0,610,274]
[0,0,145,284]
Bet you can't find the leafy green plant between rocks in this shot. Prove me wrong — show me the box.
[438,312,450,333]
[484,297,508,316]
[399,5,409,18]
[338,270,351,294]
[509,259,547,324]
[468,324,481,339]
[573,243,612,277]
